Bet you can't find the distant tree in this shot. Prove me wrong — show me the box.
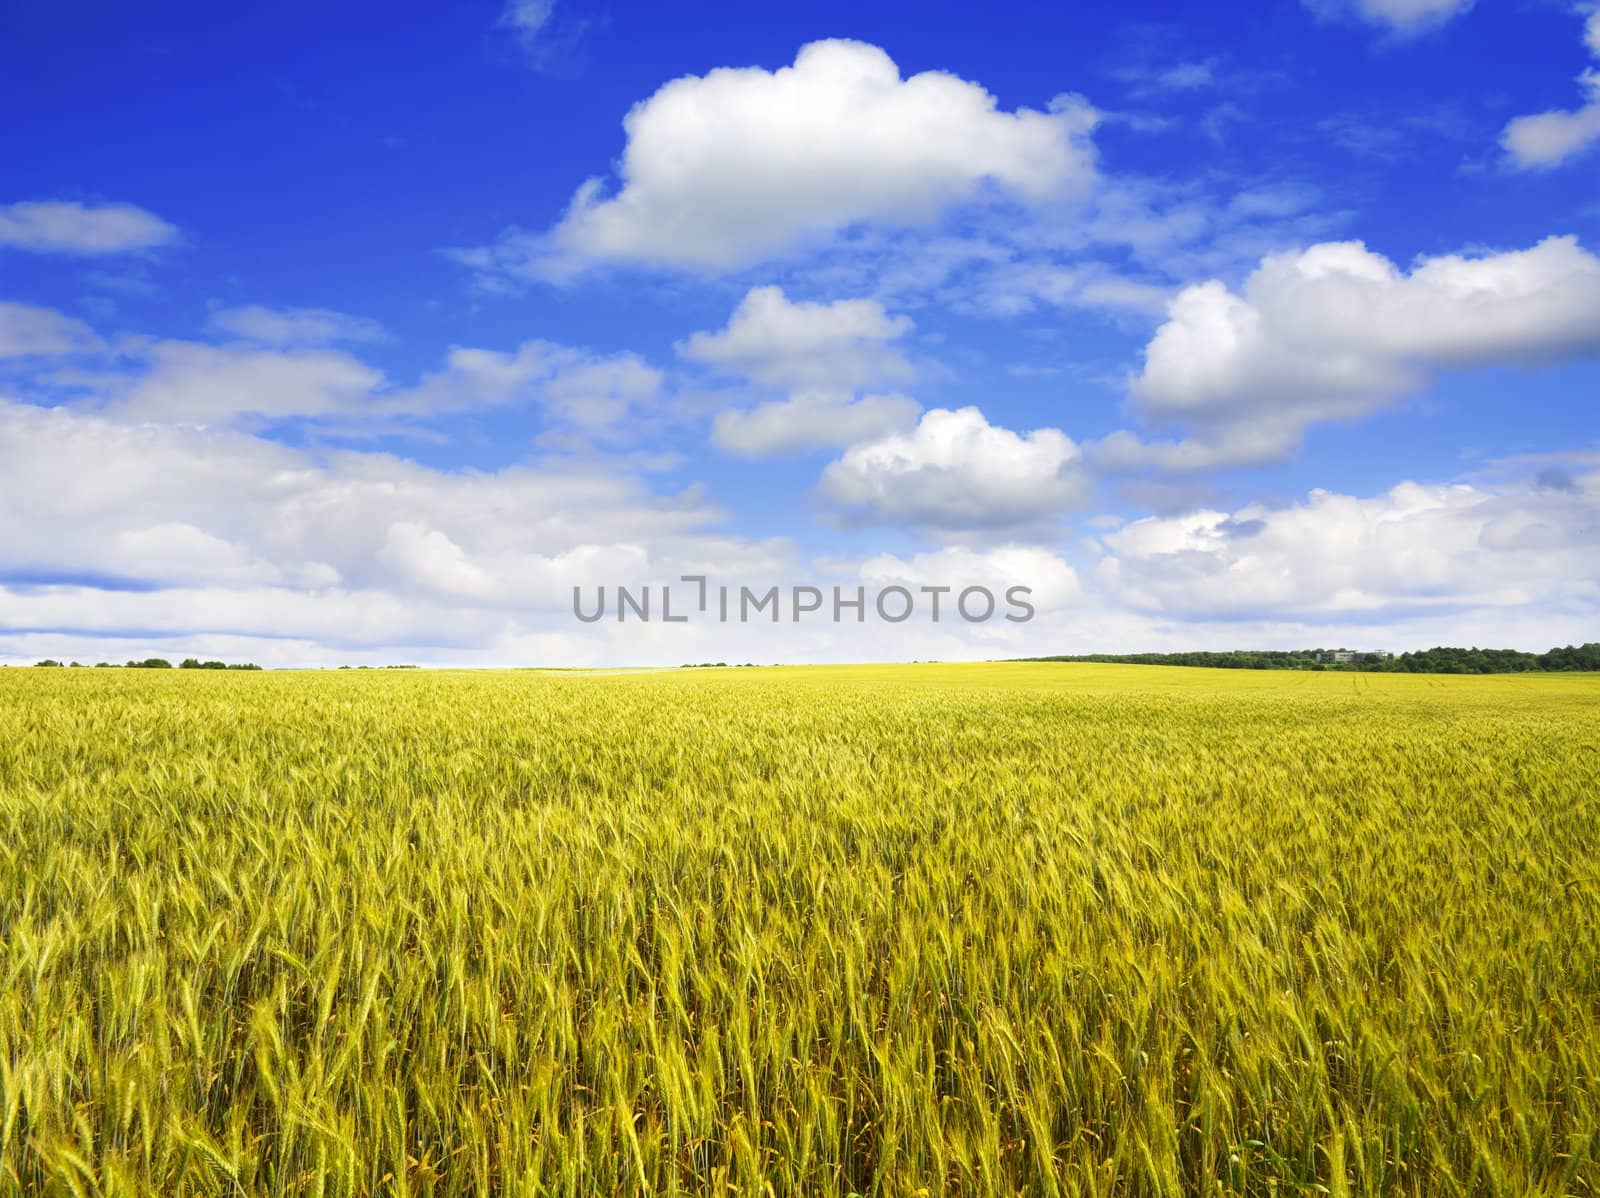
[34,659,62,668]
[1026,642,1597,675]
[126,658,173,669]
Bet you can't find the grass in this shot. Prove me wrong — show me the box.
[0,662,1597,1196]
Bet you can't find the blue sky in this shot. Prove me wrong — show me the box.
[1,0,1597,666]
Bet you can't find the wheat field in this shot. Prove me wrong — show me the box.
[0,663,1596,1196]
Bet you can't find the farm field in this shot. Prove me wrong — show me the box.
[0,663,1597,1196]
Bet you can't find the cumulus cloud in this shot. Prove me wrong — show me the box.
[0,302,103,358]
[1097,475,1600,619]
[1126,235,1600,463]
[818,406,1088,534]
[208,305,385,345]
[1503,92,1600,169]
[681,286,924,456]
[4,398,1598,665]
[1500,9,1600,170]
[1303,0,1474,36]
[0,200,179,255]
[110,523,287,589]
[0,402,1055,663]
[464,39,1098,276]
[678,286,915,390]
[378,522,500,601]
[712,391,921,457]
[0,397,784,617]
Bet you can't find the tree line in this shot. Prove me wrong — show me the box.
[30,659,263,670]
[1026,644,1600,674]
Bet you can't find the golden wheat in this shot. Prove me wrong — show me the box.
[0,662,1596,1196]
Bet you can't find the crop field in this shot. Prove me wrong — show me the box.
[0,663,1597,1197]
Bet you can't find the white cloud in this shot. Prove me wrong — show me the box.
[3,397,1597,665]
[116,342,385,424]
[471,39,1098,275]
[818,406,1088,533]
[0,397,788,624]
[712,390,921,457]
[1107,58,1221,100]
[74,329,659,433]
[1086,426,1308,475]
[682,286,923,457]
[112,523,285,588]
[497,0,590,71]
[856,544,1080,609]
[398,341,662,432]
[1303,0,1474,35]
[0,200,179,255]
[1500,10,1600,169]
[1502,91,1600,169]
[1097,475,1600,619]
[1128,235,1600,462]
[500,0,554,39]
[967,260,1173,318]
[678,286,915,389]
[539,353,663,433]
[0,302,102,358]
[378,522,500,600]
[208,306,385,345]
